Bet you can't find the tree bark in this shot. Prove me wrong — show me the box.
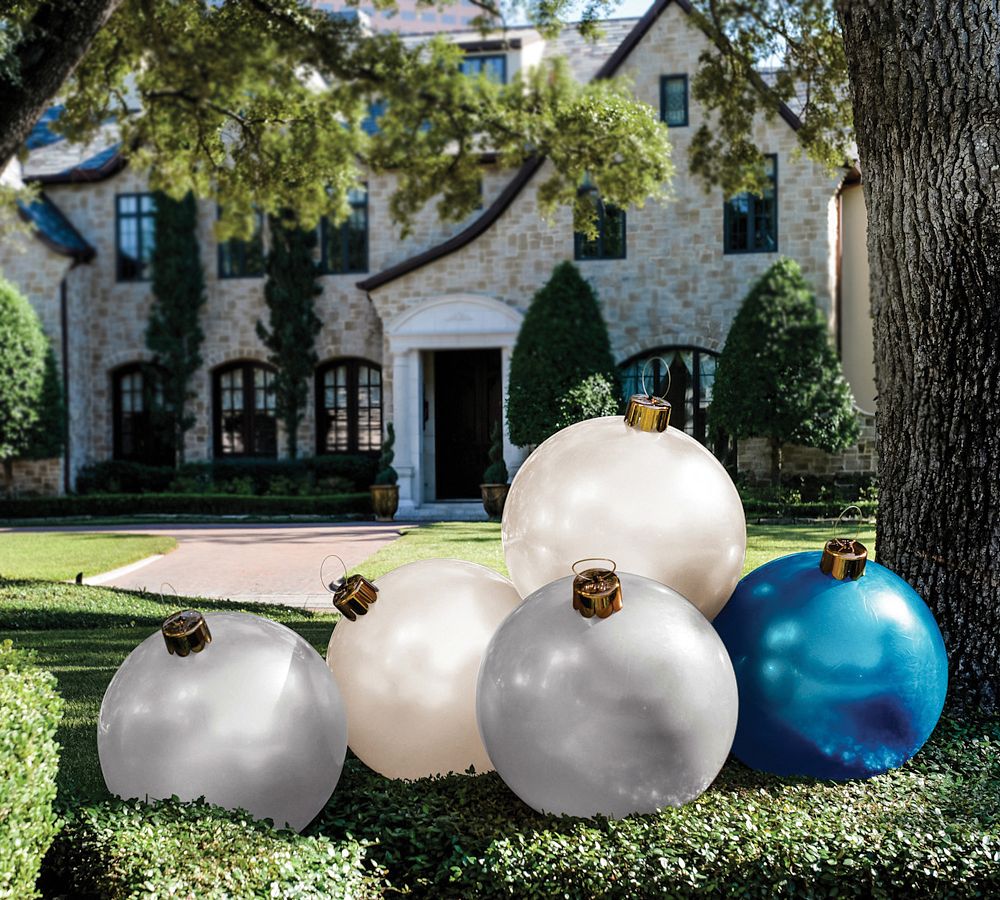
[839,2,1000,712]
[0,0,123,169]
[769,437,782,488]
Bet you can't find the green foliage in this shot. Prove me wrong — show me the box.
[711,258,858,484]
[258,214,323,458]
[374,422,398,486]
[0,492,371,521]
[147,191,206,465]
[0,641,63,899]
[0,274,63,479]
[554,372,621,430]
[482,422,508,484]
[507,262,618,447]
[44,0,672,241]
[42,798,371,900]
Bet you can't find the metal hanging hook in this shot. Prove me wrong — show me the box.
[320,555,350,593]
[833,505,863,542]
[640,356,671,401]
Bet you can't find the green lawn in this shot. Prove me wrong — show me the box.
[0,531,176,581]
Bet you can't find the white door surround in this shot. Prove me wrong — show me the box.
[384,293,525,515]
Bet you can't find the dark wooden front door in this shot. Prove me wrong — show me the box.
[434,349,502,499]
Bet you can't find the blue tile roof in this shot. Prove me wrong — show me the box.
[18,193,95,261]
[26,105,66,150]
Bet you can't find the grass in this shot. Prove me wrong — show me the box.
[0,531,176,581]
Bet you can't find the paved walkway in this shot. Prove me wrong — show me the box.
[16,523,406,608]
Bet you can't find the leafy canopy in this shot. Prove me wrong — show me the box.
[710,257,858,453]
[29,0,676,240]
[507,261,618,447]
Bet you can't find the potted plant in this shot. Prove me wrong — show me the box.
[371,422,399,521]
[480,421,510,520]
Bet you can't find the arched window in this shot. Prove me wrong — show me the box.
[619,347,719,447]
[213,362,277,457]
[316,359,382,454]
[112,363,175,465]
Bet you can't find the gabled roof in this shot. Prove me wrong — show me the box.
[17,192,96,262]
[357,0,802,292]
[22,116,125,185]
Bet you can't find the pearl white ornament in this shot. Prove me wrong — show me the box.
[502,416,746,619]
[477,572,739,818]
[98,612,347,833]
[327,558,522,780]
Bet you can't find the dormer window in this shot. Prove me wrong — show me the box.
[459,54,507,84]
[660,75,688,127]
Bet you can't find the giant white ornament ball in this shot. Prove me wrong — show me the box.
[98,611,347,832]
[326,558,522,780]
[477,571,739,818]
[502,414,746,619]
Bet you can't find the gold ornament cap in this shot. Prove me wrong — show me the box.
[819,538,868,580]
[624,394,671,433]
[572,559,623,619]
[162,609,212,657]
[331,573,379,621]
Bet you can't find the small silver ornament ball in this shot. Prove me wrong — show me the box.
[477,573,738,819]
[98,612,347,832]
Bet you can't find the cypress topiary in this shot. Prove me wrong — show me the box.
[258,213,322,459]
[482,421,508,484]
[711,258,859,486]
[0,275,64,493]
[147,191,206,465]
[507,261,619,447]
[373,423,398,486]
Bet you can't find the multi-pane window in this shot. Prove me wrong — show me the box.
[660,75,688,127]
[116,193,157,281]
[218,210,265,278]
[619,348,718,447]
[459,54,507,84]
[316,359,382,454]
[574,182,626,261]
[724,154,778,253]
[213,363,277,457]
[318,187,368,275]
[112,364,174,465]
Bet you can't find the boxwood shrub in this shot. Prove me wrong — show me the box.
[41,799,372,900]
[0,641,63,899]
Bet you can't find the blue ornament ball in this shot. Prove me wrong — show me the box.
[713,550,948,780]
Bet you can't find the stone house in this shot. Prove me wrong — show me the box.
[0,0,875,514]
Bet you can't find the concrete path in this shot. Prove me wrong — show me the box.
[12,523,406,608]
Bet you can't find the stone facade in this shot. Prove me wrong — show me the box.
[0,0,876,503]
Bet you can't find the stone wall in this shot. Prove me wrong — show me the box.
[5,459,62,496]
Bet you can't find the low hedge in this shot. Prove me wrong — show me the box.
[0,492,371,520]
[742,499,877,519]
[41,800,372,900]
[0,641,63,899]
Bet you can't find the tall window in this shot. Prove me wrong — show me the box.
[112,364,175,465]
[459,54,507,84]
[316,359,382,454]
[660,75,688,127]
[218,209,265,278]
[574,181,626,261]
[318,187,368,274]
[619,348,719,447]
[213,362,277,457]
[116,193,157,281]
[724,154,778,253]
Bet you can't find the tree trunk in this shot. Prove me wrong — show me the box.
[0,0,124,169]
[839,2,1000,713]
[769,437,782,488]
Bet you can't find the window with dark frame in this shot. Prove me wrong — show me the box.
[116,193,157,281]
[318,187,369,275]
[660,74,688,127]
[574,183,627,261]
[724,154,778,253]
[316,359,383,455]
[218,209,265,278]
[213,362,277,458]
[459,54,507,84]
[112,364,175,465]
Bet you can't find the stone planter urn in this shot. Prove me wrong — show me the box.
[480,483,510,521]
[370,484,400,522]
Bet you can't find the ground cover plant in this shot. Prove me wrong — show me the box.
[0,531,176,581]
[5,523,996,897]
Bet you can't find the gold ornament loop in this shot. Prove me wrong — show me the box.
[625,357,672,432]
[162,609,213,657]
[571,558,623,619]
[639,356,672,401]
[322,555,378,621]
[819,506,867,580]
